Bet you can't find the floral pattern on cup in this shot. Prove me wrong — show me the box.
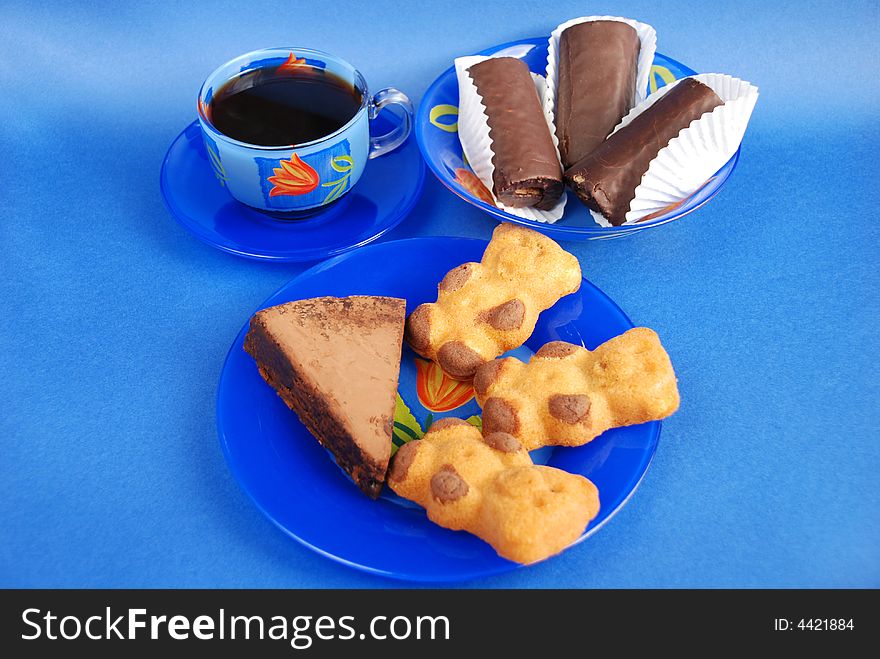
[322,155,354,203]
[255,139,354,209]
[278,52,307,72]
[198,97,211,123]
[268,154,320,196]
[202,133,228,187]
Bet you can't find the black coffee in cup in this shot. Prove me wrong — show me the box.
[208,62,363,147]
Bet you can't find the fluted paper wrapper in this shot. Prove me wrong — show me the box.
[591,73,759,226]
[455,54,566,223]
[543,16,657,149]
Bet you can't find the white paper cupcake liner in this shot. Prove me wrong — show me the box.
[589,73,759,226]
[543,16,658,156]
[455,54,566,223]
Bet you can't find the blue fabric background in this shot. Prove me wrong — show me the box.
[1,0,877,587]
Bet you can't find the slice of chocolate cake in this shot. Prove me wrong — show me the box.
[243,296,406,498]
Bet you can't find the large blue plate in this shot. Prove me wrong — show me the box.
[217,236,661,581]
[415,37,739,241]
[160,114,425,261]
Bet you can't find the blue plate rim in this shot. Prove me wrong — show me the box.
[216,236,661,582]
[159,120,426,262]
[414,36,739,237]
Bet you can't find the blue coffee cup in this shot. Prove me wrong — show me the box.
[197,47,413,214]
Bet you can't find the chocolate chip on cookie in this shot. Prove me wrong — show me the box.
[389,441,420,482]
[481,397,520,435]
[483,431,522,453]
[439,263,476,293]
[536,341,580,359]
[431,465,469,503]
[483,298,526,331]
[548,394,591,424]
[404,304,432,355]
[437,341,485,381]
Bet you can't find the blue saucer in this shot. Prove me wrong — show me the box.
[217,237,662,582]
[160,114,425,261]
[415,37,740,241]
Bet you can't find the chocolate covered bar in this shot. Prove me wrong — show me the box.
[565,78,723,226]
[467,57,563,210]
[555,20,641,169]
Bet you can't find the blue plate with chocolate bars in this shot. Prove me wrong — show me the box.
[217,236,663,581]
[415,37,739,240]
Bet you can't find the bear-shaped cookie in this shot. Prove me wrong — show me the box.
[405,223,581,381]
[387,417,600,564]
[474,327,679,450]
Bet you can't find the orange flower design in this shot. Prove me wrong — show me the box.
[268,153,320,196]
[454,168,495,206]
[278,52,307,72]
[415,358,475,412]
[198,97,211,121]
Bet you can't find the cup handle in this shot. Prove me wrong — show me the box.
[368,87,413,159]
